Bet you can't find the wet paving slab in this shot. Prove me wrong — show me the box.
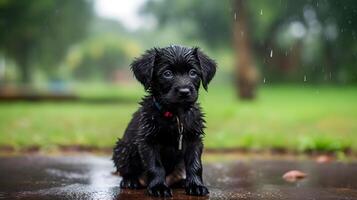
[0,155,357,200]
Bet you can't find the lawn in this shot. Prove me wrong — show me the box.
[0,84,356,153]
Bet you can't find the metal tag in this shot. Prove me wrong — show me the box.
[176,116,184,150]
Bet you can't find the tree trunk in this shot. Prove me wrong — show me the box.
[17,45,31,84]
[18,58,31,84]
[233,0,259,100]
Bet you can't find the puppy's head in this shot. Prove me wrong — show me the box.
[131,45,216,105]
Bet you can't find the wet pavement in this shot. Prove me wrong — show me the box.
[1,155,357,200]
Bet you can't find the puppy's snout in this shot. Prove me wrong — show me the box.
[177,87,191,97]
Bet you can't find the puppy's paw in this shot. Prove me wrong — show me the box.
[185,184,209,196]
[120,178,142,189]
[147,183,172,197]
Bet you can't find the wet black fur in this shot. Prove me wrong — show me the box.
[112,45,216,197]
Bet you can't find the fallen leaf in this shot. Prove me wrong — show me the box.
[282,170,307,182]
[316,155,333,163]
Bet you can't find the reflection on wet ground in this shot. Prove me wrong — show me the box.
[0,155,357,199]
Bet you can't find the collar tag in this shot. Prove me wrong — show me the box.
[176,116,184,150]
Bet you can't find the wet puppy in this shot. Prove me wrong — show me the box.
[113,45,216,197]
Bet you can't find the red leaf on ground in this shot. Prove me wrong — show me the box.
[282,170,307,182]
[316,155,333,163]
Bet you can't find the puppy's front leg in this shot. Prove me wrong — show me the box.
[138,142,172,197]
[184,141,209,196]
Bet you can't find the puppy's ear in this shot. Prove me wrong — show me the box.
[194,48,217,91]
[131,48,158,90]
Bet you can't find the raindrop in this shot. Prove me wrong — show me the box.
[285,51,288,56]
[316,2,318,7]
[260,9,263,15]
[270,50,273,58]
[304,75,307,82]
[241,31,244,36]
[263,77,266,83]
[329,72,332,79]
[234,12,237,20]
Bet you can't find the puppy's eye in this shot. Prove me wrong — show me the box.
[189,69,198,78]
[162,70,174,79]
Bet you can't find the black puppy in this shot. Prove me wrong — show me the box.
[113,45,216,197]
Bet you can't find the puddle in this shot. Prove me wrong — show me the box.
[1,155,357,199]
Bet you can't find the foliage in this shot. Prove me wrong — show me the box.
[143,0,357,84]
[248,0,357,83]
[142,0,233,48]
[0,0,92,83]
[65,34,141,81]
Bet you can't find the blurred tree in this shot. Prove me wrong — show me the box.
[234,0,259,99]
[248,0,357,83]
[142,0,233,48]
[312,0,357,83]
[0,0,92,84]
[65,34,140,81]
[144,0,357,99]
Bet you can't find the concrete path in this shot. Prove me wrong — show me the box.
[0,155,357,199]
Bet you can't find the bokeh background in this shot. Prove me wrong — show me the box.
[0,0,356,154]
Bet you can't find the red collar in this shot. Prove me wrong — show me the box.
[163,111,173,118]
[153,97,174,118]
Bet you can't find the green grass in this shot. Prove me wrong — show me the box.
[0,84,356,153]
[202,85,357,152]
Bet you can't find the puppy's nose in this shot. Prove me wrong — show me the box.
[178,88,191,97]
